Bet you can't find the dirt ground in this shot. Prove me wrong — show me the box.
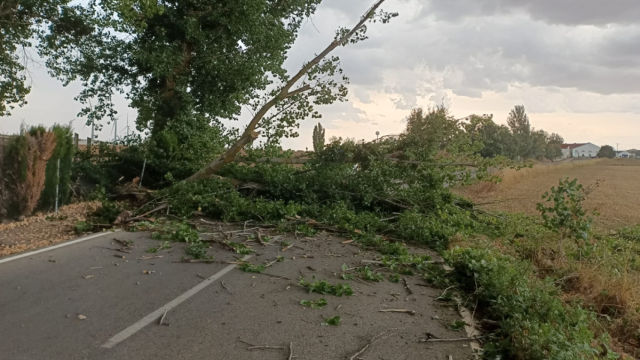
[0,201,99,257]
[458,159,640,229]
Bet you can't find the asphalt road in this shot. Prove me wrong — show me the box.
[0,229,476,360]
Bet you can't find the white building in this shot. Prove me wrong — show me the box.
[616,151,636,159]
[560,143,600,159]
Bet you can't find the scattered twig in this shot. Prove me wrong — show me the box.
[197,274,206,279]
[402,277,413,295]
[348,330,397,360]
[288,342,294,360]
[221,281,234,295]
[256,272,292,280]
[419,335,487,343]
[256,230,269,246]
[554,273,579,284]
[379,309,416,315]
[159,309,168,326]
[282,242,295,252]
[238,339,285,351]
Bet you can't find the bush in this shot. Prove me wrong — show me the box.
[3,126,57,216]
[446,247,617,359]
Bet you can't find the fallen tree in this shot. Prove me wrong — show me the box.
[186,0,397,182]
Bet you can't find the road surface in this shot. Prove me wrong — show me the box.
[0,229,476,360]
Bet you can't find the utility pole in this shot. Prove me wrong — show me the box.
[616,143,620,151]
[126,114,130,137]
[114,117,117,143]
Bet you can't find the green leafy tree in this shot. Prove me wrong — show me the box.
[506,105,533,159]
[597,145,616,159]
[313,122,325,152]
[0,0,92,116]
[41,0,324,140]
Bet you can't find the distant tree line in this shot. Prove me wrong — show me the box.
[466,105,564,162]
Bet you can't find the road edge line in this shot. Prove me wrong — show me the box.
[101,254,252,349]
[0,230,120,265]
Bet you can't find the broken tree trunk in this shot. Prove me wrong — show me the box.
[184,0,388,183]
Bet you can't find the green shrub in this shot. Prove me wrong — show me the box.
[445,247,617,359]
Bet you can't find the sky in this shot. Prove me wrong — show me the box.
[3,0,639,150]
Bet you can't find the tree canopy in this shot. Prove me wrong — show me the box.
[41,0,323,140]
[597,145,616,159]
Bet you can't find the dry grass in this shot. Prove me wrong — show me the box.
[459,159,640,229]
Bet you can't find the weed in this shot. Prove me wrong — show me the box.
[300,299,328,309]
[147,247,158,253]
[159,241,172,250]
[388,274,400,283]
[321,316,340,326]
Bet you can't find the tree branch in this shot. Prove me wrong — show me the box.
[187,0,389,182]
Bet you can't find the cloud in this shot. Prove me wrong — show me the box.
[420,0,640,26]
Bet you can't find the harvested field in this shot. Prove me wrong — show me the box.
[458,159,640,229]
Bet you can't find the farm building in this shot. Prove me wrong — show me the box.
[560,143,600,159]
[615,151,636,159]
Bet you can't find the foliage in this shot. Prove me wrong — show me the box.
[74,221,93,234]
[225,241,255,255]
[41,124,75,209]
[321,315,340,326]
[300,298,327,309]
[598,145,616,159]
[239,262,266,273]
[445,246,617,360]
[358,266,384,282]
[313,122,325,152]
[0,0,92,116]
[536,178,594,241]
[4,126,57,216]
[470,107,564,161]
[300,279,354,297]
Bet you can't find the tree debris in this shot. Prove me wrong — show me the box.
[402,277,413,295]
[348,329,397,360]
[379,309,416,315]
[221,281,234,295]
[158,309,168,326]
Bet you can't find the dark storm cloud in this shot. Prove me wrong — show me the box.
[286,0,640,119]
[421,0,640,26]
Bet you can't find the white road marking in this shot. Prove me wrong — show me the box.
[0,230,120,265]
[101,255,252,348]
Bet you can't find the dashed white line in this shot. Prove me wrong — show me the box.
[101,255,252,348]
